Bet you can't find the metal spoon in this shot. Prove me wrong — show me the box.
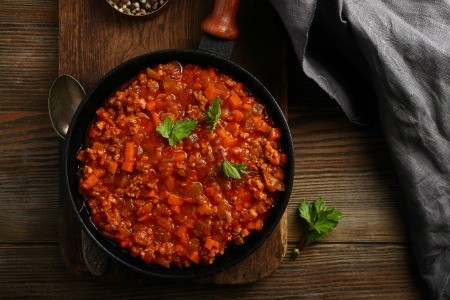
[48,75,109,275]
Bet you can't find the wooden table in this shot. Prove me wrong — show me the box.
[0,0,428,298]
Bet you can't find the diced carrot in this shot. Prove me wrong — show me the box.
[88,128,99,138]
[241,229,250,237]
[144,190,157,198]
[223,137,237,148]
[92,142,104,151]
[165,177,176,192]
[231,110,244,122]
[174,151,187,162]
[107,161,118,174]
[204,237,216,250]
[167,194,183,206]
[216,128,229,140]
[228,94,242,110]
[121,161,134,172]
[171,205,181,214]
[177,225,187,237]
[95,108,110,121]
[151,112,161,126]
[253,116,270,133]
[124,141,135,162]
[255,219,264,231]
[247,221,256,230]
[93,169,105,178]
[204,85,218,102]
[243,103,252,110]
[81,175,99,190]
[185,218,195,229]
[115,91,125,100]
[188,253,200,264]
[232,82,244,93]
[146,100,156,111]
[197,203,211,215]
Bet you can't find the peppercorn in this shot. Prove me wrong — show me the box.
[107,0,169,16]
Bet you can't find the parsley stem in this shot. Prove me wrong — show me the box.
[290,233,308,260]
[219,147,226,161]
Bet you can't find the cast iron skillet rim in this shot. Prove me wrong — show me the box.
[63,49,294,279]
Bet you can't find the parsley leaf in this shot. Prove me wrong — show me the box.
[156,118,174,139]
[204,96,221,129]
[156,118,197,146]
[291,197,342,259]
[220,160,248,179]
[299,197,342,244]
[169,119,197,146]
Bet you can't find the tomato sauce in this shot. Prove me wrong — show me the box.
[77,62,287,268]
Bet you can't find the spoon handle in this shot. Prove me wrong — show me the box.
[82,230,109,275]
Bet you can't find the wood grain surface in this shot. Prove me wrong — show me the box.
[0,0,429,298]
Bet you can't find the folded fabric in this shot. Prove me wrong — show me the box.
[269,0,450,298]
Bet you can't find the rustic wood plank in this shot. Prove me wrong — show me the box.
[0,1,58,111]
[0,243,426,299]
[0,112,59,242]
[286,56,409,243]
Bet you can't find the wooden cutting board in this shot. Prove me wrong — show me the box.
[58,0,288,283]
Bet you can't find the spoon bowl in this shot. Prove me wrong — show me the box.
[48,75,85,139]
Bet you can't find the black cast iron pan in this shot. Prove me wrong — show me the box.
[63,0,294,279]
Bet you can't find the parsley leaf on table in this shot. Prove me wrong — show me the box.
[292,197,342,259]
[156,118,197,146]
[204,96,222,130]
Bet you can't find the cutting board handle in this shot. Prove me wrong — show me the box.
[201,0,240,40]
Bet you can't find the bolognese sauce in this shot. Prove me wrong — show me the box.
[77,62,287,268]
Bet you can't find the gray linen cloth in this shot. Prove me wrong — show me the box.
[268,0,450,298]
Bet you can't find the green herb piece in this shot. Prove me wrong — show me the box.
[156,118,174,139]
[156,118,197,146]
[291,197,342,259]
[204,96,222,129]
[219,148,248,179]
[221,160,248,179]
[169,119,197,146]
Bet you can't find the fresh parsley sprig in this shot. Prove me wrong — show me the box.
[291,197,342,259]
[219,148,249,179]
[156,118,197,146]
[204,96,221,130]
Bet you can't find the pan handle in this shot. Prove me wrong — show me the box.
[201,0,240,40]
